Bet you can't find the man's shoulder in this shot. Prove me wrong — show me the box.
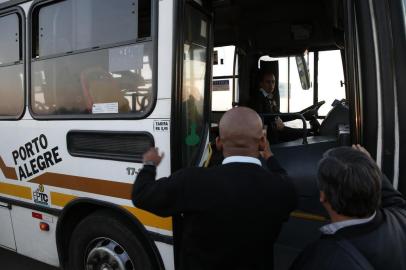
[380,207,406,237]
[175,163,286,181]
[175,166,208,176]
[292,238,365,270]
[382,204,406,219]
[174,165,228,179]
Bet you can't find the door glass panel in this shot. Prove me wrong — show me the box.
[181,5,209,167]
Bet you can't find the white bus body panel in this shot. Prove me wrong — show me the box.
[11,206,59,267]
[0,0,175,269]
[0,203,16,250]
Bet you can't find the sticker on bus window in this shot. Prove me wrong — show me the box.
[213,80,230,91]
[92,102,119,114]
[185,123,200,146]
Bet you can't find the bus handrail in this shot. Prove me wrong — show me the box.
[259,112,308,145]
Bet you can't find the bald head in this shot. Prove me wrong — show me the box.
[218,107,265,157]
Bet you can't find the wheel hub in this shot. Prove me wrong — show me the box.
[85,238,134,270]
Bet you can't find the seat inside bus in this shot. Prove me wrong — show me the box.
[210,1,347,267]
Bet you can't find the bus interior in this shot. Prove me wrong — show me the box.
[206,0,353,268]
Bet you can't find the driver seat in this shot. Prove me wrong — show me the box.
[80,67,131,113]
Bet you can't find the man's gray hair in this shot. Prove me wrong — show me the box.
[317,147,382,218]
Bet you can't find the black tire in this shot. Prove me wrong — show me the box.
[68,209,155,270]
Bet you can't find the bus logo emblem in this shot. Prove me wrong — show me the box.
[33,184,49,207]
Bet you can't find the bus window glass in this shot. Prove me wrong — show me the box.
[259,54,313,113]
[181,6,209,167]
[0,14,20,64]
[31,0,154,117]
[0,13,24,118]
[36,0,149,58]
[317,50,346,116]
[288,53,314,113]
[212,46,236,112]
[32,43,153,115]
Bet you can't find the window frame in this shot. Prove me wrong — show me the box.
[27,0,158,120]
[0,6,26,121]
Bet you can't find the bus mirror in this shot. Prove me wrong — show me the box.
[295,55,311,90]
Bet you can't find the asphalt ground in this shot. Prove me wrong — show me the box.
[0,247,59,270]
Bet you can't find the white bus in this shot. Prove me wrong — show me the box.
[0,0,404,269]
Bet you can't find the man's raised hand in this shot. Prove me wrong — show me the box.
[143,147,164,166]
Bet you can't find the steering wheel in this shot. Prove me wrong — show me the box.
[299,100,325,120]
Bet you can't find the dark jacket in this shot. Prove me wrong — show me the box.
[290,175,406,270]
[250,91,280,114]
[132,157,297,270]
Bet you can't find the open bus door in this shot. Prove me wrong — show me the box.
[171,0,213,267]
[207,0,405,269]
[344,0,406,194]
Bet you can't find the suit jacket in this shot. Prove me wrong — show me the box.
[290,175,406,270]
[132,157,297,270]
[250,91,280,114]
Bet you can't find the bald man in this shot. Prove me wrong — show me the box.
[132,107,297,270]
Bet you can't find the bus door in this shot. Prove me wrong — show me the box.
[343,0,406,193]
[172,0,212,171]
[171,1,212,267]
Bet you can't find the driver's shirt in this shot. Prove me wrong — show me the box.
[260,88,279,113]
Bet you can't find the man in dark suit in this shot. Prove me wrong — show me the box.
[132,107,297,270]
[250,71,303,143]
[290,145,406,270]
[250,71,281,115]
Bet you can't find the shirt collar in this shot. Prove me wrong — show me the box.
[260,88,272,98]
[222,156,262,166]
[320,211,377,235]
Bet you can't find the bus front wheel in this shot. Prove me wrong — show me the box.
[68,209,154,270]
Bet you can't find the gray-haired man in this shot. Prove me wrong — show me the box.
[290,145,406,270]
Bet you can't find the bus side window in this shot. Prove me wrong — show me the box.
[212,46,237,112]
[0,13,24,119]
[31,0,154,117]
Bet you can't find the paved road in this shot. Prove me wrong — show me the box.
[0,247,59,270]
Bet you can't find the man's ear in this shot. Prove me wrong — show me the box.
[215,136,223,152]
[258,135,266,151]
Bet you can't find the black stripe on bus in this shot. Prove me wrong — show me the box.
[0,195,62,216]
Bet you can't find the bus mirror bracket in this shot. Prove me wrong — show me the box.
[295,54,311,90]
